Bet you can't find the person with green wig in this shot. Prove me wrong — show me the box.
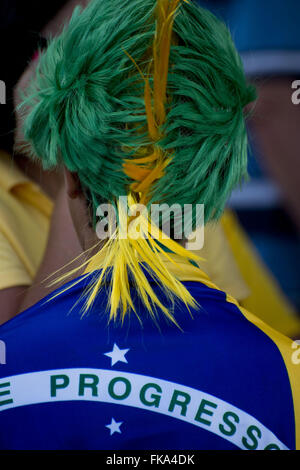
[0,0,299,451]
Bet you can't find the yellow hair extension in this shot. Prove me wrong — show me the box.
[80,0,201,323]
[123,0,183,201]
[83,194,200,325]
[52,0,201,324]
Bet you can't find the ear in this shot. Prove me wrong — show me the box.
[64,168,82,199]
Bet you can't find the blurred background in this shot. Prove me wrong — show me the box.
[197,0,300,315]
[0,0,299,317]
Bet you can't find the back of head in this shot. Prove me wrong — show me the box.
[22,0,256,323]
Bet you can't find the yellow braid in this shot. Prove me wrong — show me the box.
[54,0,200,324]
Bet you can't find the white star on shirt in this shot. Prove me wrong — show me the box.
[104,343,129,367]
[105,417,123,436]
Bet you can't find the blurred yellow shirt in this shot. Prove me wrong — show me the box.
[0,150,53,289]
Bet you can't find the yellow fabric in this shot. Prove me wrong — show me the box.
[0,150,53,289]
[196,221,250,301]
[161,255,300,450]
[238,305,300,450]
[221,210,300,338]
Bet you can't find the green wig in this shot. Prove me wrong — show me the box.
[21,0,256,323]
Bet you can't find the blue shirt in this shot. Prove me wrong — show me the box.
[0,261,299,450]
